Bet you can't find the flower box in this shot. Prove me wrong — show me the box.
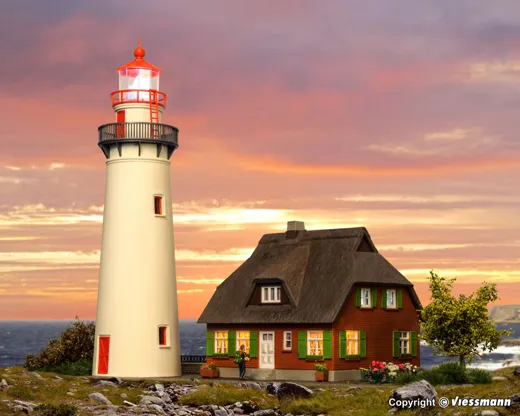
[315,371,328,382]
[200,365,219,378]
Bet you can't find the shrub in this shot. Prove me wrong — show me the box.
[435,362,471,384]
[468,368,493,384]
[315,362,328,372]
[24,317,95,374]
[361,361,419,384]
[394,372,420,385]
[415,369,449,385]
[201,363,217,370]
[34,404,77,416]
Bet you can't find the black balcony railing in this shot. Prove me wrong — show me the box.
[97,122,179,159]
[181,355,206,363]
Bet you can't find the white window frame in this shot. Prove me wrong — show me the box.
[361,288,371,308]
[399,331,410,355]
[386,289,397,308]
[283,331,292,350]
[236,331,250,354]
[307,330,323,356]
[214,331,228,354]
[346,330,359,355]
[261,285,281,303]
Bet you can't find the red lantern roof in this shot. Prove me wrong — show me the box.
[117,39,162,75]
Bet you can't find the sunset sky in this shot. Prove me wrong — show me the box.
[1,1,520,320]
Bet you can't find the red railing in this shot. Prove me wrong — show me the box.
[111,89,167,108]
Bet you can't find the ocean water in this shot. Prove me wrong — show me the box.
[0,320,518,370]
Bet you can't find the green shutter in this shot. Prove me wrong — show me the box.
[397,289,403,308]
[359,330,367,358]
[339,331,346,359]
[206,331,214,356]
[355,287,361,307]
[392,331,400,358]
[323,331,332,359]
[411,331,417,357]
[382,290,387,308]
[249,331,258,358]
[228,331,236,356]
[371,288,377,308]
[298,331,307,358]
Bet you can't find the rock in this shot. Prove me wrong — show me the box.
[27,372,42,379]
[154,383,165,391]
[474,411,500,416]
[266,382,312,400]
[123,400,136,407]
[139,395,164,405]
[0,379,8,390]
[389,380,437,410]
[53,375,63,380]
[97,380,118,387]
[492,376,507,381]
[13,401,37,411]
[514,366,520,377]
[108,376,122,384]
[121,393,128,399]
[507,393,520,407]
[12,405,31,414]
[146,403,166,414]
[252,411,277,416]
[88,392,113,406]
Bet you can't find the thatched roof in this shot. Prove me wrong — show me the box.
[197,226,422,324]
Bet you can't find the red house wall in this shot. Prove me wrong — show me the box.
[332,284,421,371]
[207,285,421,371]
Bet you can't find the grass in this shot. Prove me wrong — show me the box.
[0,365,518,415]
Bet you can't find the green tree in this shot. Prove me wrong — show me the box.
[24,316,95,370]
[420,271,512,368]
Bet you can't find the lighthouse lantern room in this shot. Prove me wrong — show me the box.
[93,40,181,378]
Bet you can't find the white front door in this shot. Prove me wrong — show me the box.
[259,331,275,369]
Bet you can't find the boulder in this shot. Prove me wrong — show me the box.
[96,380,118,387]
[492,376,507,381]
[389,380,437,410]
[88,392,113,406]
[146,403,166,414]
[252,411,277,416]
[514,366,520,377]
[139,395,164,405]
[11,405,31,414]
[507,393,520,408]
[266,382,313,400]
[474,411,500,416]
[26,372,42,379]
[123,400,136,407]
[0,379,8,390]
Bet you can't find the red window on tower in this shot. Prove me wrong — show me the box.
[159,326,167,346]
[154,196,163,215]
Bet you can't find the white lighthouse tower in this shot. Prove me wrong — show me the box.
[92,40,181,378]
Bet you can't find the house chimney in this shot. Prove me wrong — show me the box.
[287,221,305,231]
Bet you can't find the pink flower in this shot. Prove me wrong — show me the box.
[398,364,404,370]
[372,361,376,367]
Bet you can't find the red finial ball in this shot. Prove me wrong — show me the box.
[134,38,145,59]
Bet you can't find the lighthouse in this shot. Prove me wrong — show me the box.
[92,40,181,378]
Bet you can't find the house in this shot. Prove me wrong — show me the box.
[197,221,422,381]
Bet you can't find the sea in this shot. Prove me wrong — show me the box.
[0,320,519,371]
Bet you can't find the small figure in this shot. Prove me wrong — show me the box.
[235,344,249,379]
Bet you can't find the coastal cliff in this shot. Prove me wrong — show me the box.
[490,305,520,323]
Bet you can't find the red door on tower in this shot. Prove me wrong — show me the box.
[97,336,110,374]
[116,110,125,138]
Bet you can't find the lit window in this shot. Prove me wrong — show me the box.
[154,195,163,215]
[346,330,359,355]
[215,331,228,354]
[236,331,250,354]
[261,285,281,303]
[158,326,167,346]
[361,288,371,307]
[400,331,410,354]
[307,331,323,356]
[387,290,396,308]
[283,331,292,350]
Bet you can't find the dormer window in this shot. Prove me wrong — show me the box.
[261,285,281,303]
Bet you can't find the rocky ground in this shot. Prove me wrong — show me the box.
[0,366,519,416]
